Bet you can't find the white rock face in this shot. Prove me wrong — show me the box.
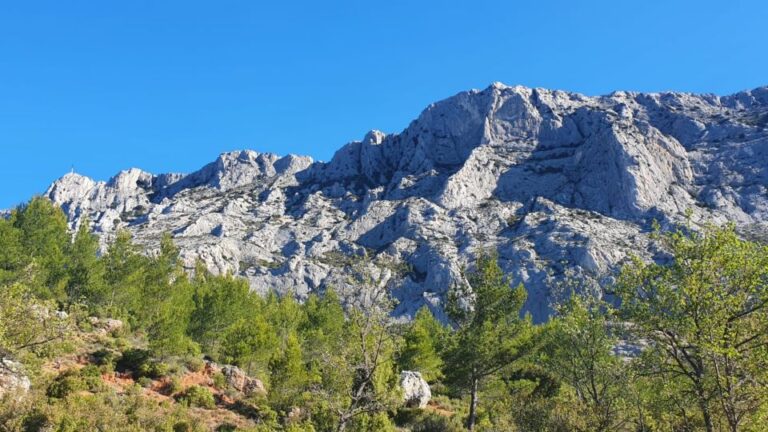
[400,371,431,408]
[43,83,768,321]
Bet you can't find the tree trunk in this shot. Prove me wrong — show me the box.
[336,418,347,432]
[699,400,714,432]
[467,376,479,431]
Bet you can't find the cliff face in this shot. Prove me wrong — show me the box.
[46,83,768,320]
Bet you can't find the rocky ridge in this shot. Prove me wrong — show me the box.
[44,83,768,321]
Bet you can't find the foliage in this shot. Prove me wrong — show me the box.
[4,197,768,431]
[177,385,216,409]
[444,250,535,430]
[398,306,447,383]
[616,224,768,432]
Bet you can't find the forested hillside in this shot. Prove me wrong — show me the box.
[1,197,767,431]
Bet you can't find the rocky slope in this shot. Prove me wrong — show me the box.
[45,83,768,321]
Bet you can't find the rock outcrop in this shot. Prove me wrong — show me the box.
[400,371,431,408]
[0,358,31,400]
[43,83,768,321]
[219,365,266,396]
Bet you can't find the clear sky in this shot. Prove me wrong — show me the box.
[1,0,766,208]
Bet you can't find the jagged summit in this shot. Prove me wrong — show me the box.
[45,83,768,320]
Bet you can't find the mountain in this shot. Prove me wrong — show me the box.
[45,83,768,321]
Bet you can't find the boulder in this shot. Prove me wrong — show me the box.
[0,358,31,401]
[221,365,266,396]
[400,371,431,408]
[88,317,124,334]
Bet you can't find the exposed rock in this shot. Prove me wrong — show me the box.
[88,317,124,334]
[400,371,431,408]
[220,365,266,396]
[41,83,768,321]
[0,358,31,400]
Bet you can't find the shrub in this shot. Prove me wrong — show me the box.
[116,348,151,374]
[211,371,227,390]
[47,370,86,398]
[79,365,101,378]
[185,357,205,373]
[91,348,118,368]
[139,360,170,379]
[394,408,464,432]
[165,376,183,395]
[138,377,153,388]
[177,385,215,409]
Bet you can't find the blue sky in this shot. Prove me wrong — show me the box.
[1,0,766,208]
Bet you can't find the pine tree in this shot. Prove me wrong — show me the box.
[188,269,255,355]
[443,251,535,431]
[269,331,311,413]
[0,218,26,283]
[543,296,630,431]
[102,230,148,317]
[398,306,446,382]
[65,218,105,304]
[219,316,277,377]
[12,197,70,300]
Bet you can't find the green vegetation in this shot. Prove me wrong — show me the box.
[2,197,768,431]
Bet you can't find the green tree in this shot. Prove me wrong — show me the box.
[617,225,768,432]
[304,284,400,432]
[542,296,631,432]
[219,316,277,377]
[102,230,148,316]
[0,217,26,283]
[444,251,534,431]
[65,218,105,304]
[140,234,197,357]
[269,331,312,413]
[0,281,70,362]
[398,306,446,383]
[12,197,70,300]
[188,267,254,355]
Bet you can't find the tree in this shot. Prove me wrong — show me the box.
[219,316,277,377]
[0,281,70,362]
[398,306,446,383]
[102,230,148,316]
[65,218,105,304]
[616,225,768,432]
[332,306,401,432]
[542,296,631,432]
[188,266,256,355]
[444,251,534,431]
[269,331,312,413]
[12,197,70,300]
[304,282,400,432]
[0,218,26,283]
[140,234,197,357]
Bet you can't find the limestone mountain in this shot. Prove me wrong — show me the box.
[45,83,768,320]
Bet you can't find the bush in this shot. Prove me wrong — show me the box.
[185,357,206,373]
[116,348,151,374]
[79,365,101,378]
[139,360,170,379]
[166,377,183,395]
[115,348,171,379]
[91,348,118,368]
[211,371,226,390]
[47,370,86,398]
[138,377,153,388]
[394,408,464,432]
[177,385,216,409]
